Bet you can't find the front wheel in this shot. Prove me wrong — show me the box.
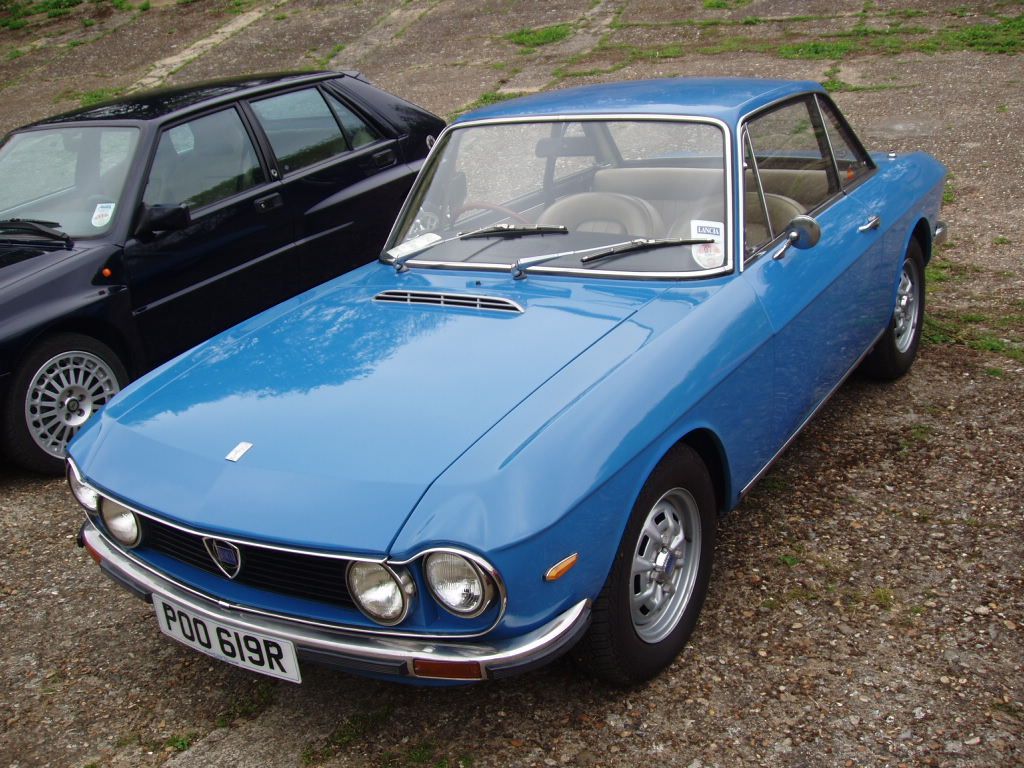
[1,334,127,474]
[861,239,925,380]
[574,444,716,685]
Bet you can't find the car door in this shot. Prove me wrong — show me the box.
[740,95,885,448]
[123,105,294,365]
[246,84,414,289]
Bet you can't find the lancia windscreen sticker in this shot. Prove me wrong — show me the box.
[690,219,725,268]
[91,203,116,228]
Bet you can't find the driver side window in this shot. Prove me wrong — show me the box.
[143,108,265,209]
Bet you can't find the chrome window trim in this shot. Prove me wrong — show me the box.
[385,113,735,280]
[813,93,844,192]
[72,474,507,639]
[406,546,509,620]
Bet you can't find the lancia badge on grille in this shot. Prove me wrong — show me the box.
[204,538,242,579]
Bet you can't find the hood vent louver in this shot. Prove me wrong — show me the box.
[374,290,524,314]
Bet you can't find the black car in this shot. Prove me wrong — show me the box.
[0,71,444,473]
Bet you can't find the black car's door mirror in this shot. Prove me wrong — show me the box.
[134,203,191,237]
[773,215,821,261]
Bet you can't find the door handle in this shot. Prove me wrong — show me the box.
[857,215,881,233]
[372,148,396,168]
[254,193,283,212]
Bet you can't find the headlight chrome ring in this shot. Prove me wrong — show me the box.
[346,561,415,626]
[67,459,99,512]
[423,550,497,619]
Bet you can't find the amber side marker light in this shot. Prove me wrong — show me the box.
[544,553,579,582]
[84,540,103,565]
[101,267,113,278]
[412,658,483,680]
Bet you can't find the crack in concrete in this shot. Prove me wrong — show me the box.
[129,0,289,93]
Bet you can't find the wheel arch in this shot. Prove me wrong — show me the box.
[676,428,731,516]
[910,217,933,266]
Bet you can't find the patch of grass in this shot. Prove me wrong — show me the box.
[984,367,1005,378]
[138,0,149,9]
[215,681,274,728]
[993,235,1011,245]
[505,23,572,48]
[165,732,198,752]
[703,0,729,8]
[997,103,1008,112]
[872,588,895,609]
[779,40,859,59]
[460,90,529,113]
[942,179,957,204]
[7,47,24,59]
[82,16,94,26]
[110,0,132,10]
[921,14,1024,55]
[821,64,900,93]
[778,553,800,568]
[301,707,394,765]
[69,87,123,107]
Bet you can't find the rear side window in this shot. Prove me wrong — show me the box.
[817,96,873,188]
[143,108,265,209]
[325,93,380,149]
[251,88,349,173]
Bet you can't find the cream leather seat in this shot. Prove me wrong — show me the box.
[538,192,665,238]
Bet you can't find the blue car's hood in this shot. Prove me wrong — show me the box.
[73,266,667,553]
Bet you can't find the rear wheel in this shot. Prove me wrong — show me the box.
[574,444,716,685]
[1,334,127,474]
[861,239,925,380]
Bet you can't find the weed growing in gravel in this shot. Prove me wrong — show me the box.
[301,706,395,765]
[993,235,1011,245]
[871,588,895,609]
[165,732,198,752]
[506,23,572,51]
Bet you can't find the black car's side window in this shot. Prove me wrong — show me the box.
[143,108,265,209]
[251,88,351,173]
[324,93,380,150]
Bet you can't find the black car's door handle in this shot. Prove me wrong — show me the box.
[254,193,283,212]
[372,149,397,169]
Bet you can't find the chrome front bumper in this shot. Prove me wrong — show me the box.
[80,523,590,682]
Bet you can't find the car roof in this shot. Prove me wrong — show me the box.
[18,71,363,129]
[455,77,824,126]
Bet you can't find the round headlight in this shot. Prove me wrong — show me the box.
[424,551,494,618]
[347,562,414,626]
[67,462,99,512]
[100,499,140,547]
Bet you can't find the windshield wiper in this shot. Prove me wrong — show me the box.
[460,223,568,239]
[384,222,566,272]
[579,237,714,265]
[0,218,73,249]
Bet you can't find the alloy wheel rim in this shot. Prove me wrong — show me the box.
[629,487,702,643]
[893,261,920,354]
[24,350,120,458]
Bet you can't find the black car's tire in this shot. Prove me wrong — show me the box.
[861,239,926,381]
[1,334,127,475]
[574,444,716,685]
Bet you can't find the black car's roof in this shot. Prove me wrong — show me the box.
[21,70,362,129]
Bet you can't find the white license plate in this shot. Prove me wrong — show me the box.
[154,596,301,683]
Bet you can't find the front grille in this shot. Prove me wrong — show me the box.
[139,517,355,608]
[375,290,524,313]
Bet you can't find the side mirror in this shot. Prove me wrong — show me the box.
[134,203,190,237]
[773,215,821,260]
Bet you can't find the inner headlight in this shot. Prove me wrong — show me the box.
[347,562,414,626]
[424,551,495,618]
[67,461,99,512]
[100,498,140,548]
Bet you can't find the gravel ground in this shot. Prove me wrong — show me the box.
[1,2,1022,767]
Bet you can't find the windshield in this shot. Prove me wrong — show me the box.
[0,125,140,238]
[388,118,729,277]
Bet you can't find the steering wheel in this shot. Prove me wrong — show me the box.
[453,200,531,226]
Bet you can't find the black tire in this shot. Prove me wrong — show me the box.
[1,334,127,475]
[861,239,926,381]
[574,444,716,685]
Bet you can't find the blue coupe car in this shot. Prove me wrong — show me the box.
[68,78,946,686]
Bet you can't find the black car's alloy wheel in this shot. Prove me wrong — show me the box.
[2,334,127,474]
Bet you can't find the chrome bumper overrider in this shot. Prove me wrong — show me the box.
[80,523,591,682]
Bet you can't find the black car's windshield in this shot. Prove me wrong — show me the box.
[386,118,730,277]
[0,126,140,239]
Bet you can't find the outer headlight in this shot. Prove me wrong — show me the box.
[347,562,414,626]
[67,461,99,512]
[424,551,496,618]
[100,498,140,548]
